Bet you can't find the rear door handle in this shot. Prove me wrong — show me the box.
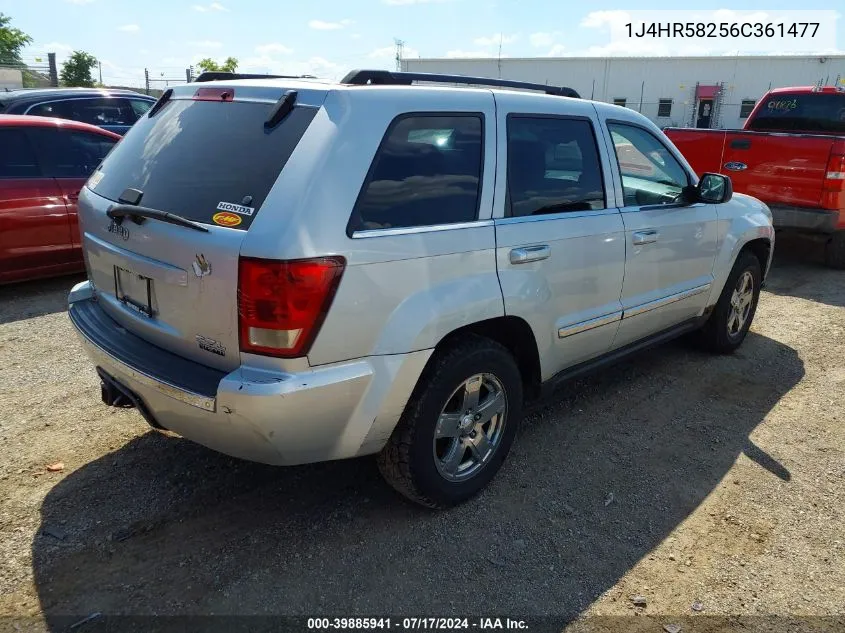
[510,245,550,264]
[632,230,659,245]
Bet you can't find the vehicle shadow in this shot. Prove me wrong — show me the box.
[0,274,86,326]
[32,332,803,627]
[764,233,844,308]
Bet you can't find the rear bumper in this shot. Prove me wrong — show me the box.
[769,205,840,234]
[67,281,430,466]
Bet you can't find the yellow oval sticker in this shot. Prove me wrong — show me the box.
[212,211,242,227]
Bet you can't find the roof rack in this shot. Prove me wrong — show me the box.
[339,69,580,98]
[194,71,318,83]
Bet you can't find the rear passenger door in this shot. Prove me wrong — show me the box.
[0,127,73,281]
[492,93,627,381]
[29,126,119,251]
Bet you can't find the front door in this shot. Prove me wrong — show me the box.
[604,121,719,350]
[696,99,713,128]
[494,96,627,381]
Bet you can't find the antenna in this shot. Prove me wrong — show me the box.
[497,33,503,79]
[394,38,405,72]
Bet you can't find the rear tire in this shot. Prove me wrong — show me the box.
[377,336,523,509]
[695,250,762,354]
[825,231,845,270]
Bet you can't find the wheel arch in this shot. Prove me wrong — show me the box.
[434,315,542,403]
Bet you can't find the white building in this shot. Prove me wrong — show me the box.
[402,54,845,130]
[0,68,23,90]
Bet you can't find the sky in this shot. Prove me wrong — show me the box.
[2,0,843,88]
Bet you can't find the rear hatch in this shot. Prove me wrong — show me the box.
[77,81,326,371]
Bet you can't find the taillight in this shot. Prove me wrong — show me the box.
[237,256,345,358]
[824,152,845,192]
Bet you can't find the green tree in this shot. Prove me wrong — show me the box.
[60,50,98,87]
[0,13,33,65]
[196,56,238,73]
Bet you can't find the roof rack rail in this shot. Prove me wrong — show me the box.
[194,71,317,83]
[339,69,580,98]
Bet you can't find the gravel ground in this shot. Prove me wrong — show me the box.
[0,236,843,633]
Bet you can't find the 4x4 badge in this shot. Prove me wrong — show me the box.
[193,253,212,278]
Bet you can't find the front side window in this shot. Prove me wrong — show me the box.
[506,116,606,217]
[607,122,690,207]
[349,114,483,233]
[0,128,41,179]
[129,98,153,118]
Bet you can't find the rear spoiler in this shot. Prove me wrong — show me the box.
[194,72,317,83]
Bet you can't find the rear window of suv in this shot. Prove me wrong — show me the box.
[88,98,318,230]
[747,92,845,133]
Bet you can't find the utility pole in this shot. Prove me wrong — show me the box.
[47,52,58,87]
[394,38,405,72]
[98,61,103,85]
[144,68,150,95]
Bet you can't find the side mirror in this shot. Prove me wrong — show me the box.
[694,172,733,204]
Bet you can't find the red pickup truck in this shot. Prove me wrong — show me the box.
[665,86,845,268]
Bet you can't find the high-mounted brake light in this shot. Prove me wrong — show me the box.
[194,87,235,101]
[237,257,346,358]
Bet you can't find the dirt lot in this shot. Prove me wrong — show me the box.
[0,236,843,632]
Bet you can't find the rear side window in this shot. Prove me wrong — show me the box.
[748,93,845,133]
[29,128,118,178]
[348,114,483,234]
[506,116,606,217]
[0,128,41,179]
[89,99,319,230]
[29,98,138,127]
[26,101,71,118]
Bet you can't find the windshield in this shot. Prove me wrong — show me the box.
[88,98,318,230]
[748,92,845,133]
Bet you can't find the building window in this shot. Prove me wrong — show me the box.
[613,98,627,108]
[739,99,756,118]
[657,99,673,118]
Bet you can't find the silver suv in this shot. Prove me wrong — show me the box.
[68,70,775,508]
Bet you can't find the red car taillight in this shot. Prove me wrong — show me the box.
[823,150,845,193]
[237,256,346,358]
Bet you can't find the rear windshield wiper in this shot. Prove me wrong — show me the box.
[107,204,210,233]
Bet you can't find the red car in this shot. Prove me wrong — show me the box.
[664,86,845,268]
[0,114,122,284]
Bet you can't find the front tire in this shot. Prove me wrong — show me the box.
[377,336,523,509]
[695,250,762,354]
